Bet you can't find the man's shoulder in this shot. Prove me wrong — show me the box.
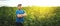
[21,10,25,13]
[16,10,19,11]
[16,10,19,13]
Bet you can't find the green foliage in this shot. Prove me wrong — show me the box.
[0,6,60,26]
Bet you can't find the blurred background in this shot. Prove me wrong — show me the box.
[0,0,60,26]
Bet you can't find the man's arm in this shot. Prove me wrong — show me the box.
[16,11,23,18]
[17,14,22,18]
[16,10,27,18]
[17,13,27,18]
[21,13,27,17]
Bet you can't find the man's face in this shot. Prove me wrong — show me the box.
[18,6,22,10]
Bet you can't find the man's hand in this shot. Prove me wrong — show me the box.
[17,13,27,18]
[21,13,27,17]
[17,14,23,18]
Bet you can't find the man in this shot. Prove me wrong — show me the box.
[16,4,27,26]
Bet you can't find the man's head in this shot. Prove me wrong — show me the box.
[17,4,22,10]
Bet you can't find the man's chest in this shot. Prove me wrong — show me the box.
[18,11,24,14]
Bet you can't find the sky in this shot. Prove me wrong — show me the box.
[0,0,60,7]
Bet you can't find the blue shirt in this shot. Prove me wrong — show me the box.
[16,9,25,23]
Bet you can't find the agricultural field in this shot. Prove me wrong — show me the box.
[0,6,60,26]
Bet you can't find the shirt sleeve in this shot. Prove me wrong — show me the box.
[23,10,25,13]
[16,10,19,14]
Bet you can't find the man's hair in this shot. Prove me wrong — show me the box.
[18,4,22,7]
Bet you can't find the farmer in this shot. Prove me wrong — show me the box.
[16,4,27,26]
